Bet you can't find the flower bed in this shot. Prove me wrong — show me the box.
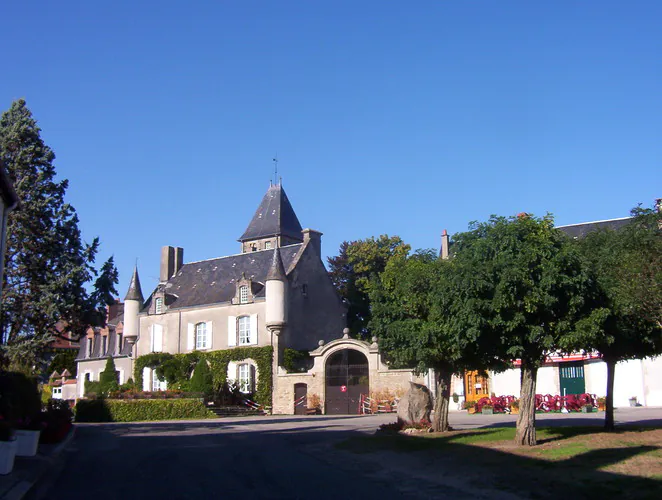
[471,394,598,414]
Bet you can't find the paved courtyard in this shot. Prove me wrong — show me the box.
[30,407,662,500]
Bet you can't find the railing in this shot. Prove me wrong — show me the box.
[359,394,399,415]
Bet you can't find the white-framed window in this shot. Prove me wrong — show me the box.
[151,324,163,352]
[238,363,254,393]
[238,316,251,345]
[102,336,107,355]
[52,387,63,399]
[117,333,123,354]
[239,285,249,304]
[152,373,167,392]
[87,338,93,357]
[265,241,272,250]
[155,297,163,314]
[196,322,208,350]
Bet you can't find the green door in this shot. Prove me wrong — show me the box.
[559,361,585,396]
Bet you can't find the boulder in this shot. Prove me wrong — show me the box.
[397,382,432,425]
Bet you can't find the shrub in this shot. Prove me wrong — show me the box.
[134,346,273,406]
[75,398,216,422]
[0,371,41,422]
[99,357,120,394]
[189,359,213,395]
[40,399,73,443]
[85,380,102,397]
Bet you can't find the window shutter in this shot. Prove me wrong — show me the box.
[250,364,256,393]
[206,321,213,349]
[149,325,154,352]
[142,367,151,391]
[228,316,237,347]
[118,369,124,385]
[250,314,258,345]
[153,325,163,352]
[227,361,237,382]
[187,323,195,351]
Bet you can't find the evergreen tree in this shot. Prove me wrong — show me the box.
[99,356,119,394]
[0,99,118,370]
[189,358,213,395]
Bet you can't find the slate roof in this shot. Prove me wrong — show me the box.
[143,244,303,311]
[556,217,633,239]
[76,303,131,361]
[239,184,303,242]
[125,267,144,302]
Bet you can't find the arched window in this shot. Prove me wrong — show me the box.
[195,322,208,350]
[239,285,249,304]
[238,363,255,393]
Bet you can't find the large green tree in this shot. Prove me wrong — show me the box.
[0,99,118,371]
[328,235,410,337]
[572,205,662,430]
[448,213,601,446]
[371,249,501,432]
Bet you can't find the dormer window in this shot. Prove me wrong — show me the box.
[155,297,163,314]
[87,338,93,357]
[240,286,249,304]
[265,241,272,250]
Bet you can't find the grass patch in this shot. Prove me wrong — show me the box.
[337,426,662,499]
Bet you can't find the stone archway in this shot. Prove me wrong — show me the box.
[325,349,369,415]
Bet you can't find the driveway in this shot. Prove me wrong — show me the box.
[30,408,662,500]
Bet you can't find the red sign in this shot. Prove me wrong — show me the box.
[340,385,347,393]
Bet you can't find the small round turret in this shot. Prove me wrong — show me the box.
[266,248,287,328]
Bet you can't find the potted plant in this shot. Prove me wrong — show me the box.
[597,397,606,412]
[463,400,476,414]
[510,399,520,415]
[15,416,43,457]
[0,420,17,475]
[628,396,638,407]
[481,404,494,415]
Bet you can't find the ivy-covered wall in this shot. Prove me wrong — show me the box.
[134,346,273,406]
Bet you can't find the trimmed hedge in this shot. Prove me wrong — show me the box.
[134,346,273,406]
[75,398,216,422]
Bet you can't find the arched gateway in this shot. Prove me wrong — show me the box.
[325,349,369,415]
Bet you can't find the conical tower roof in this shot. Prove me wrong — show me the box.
[266,247,287,281]
[124,266,144,302]
[239,183,303,242]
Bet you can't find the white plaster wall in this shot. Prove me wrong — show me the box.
[137,301,269,357]
[584,360,607,396]
[490,369,521,397]
[614,359,645,408]
[642,356,662,406]
[536,365,559,395]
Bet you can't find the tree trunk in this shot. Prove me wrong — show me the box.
[604,357,616,432]
[515,360,538,446]
[432,369,452,432]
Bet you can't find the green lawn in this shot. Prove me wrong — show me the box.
[337,426,662,499]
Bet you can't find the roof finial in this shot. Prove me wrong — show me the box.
[272,155,278,185]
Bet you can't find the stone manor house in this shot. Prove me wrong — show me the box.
[75,183,425,414]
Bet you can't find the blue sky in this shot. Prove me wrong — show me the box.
[1,1,660,296]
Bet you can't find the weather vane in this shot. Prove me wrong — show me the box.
[272,155,278,185]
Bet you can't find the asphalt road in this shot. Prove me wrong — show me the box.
[31,408,662,500]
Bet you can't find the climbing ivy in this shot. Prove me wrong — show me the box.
[134,346,273,406]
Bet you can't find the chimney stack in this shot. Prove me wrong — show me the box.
[302,229,322,256]
[440,229,450,260]
[160,246,184,282]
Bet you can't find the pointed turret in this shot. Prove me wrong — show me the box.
[124,267,144,303]
[266,248,287,329]
[239,183,303,252]
[266,247,286,282]
[123,266,142,351]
